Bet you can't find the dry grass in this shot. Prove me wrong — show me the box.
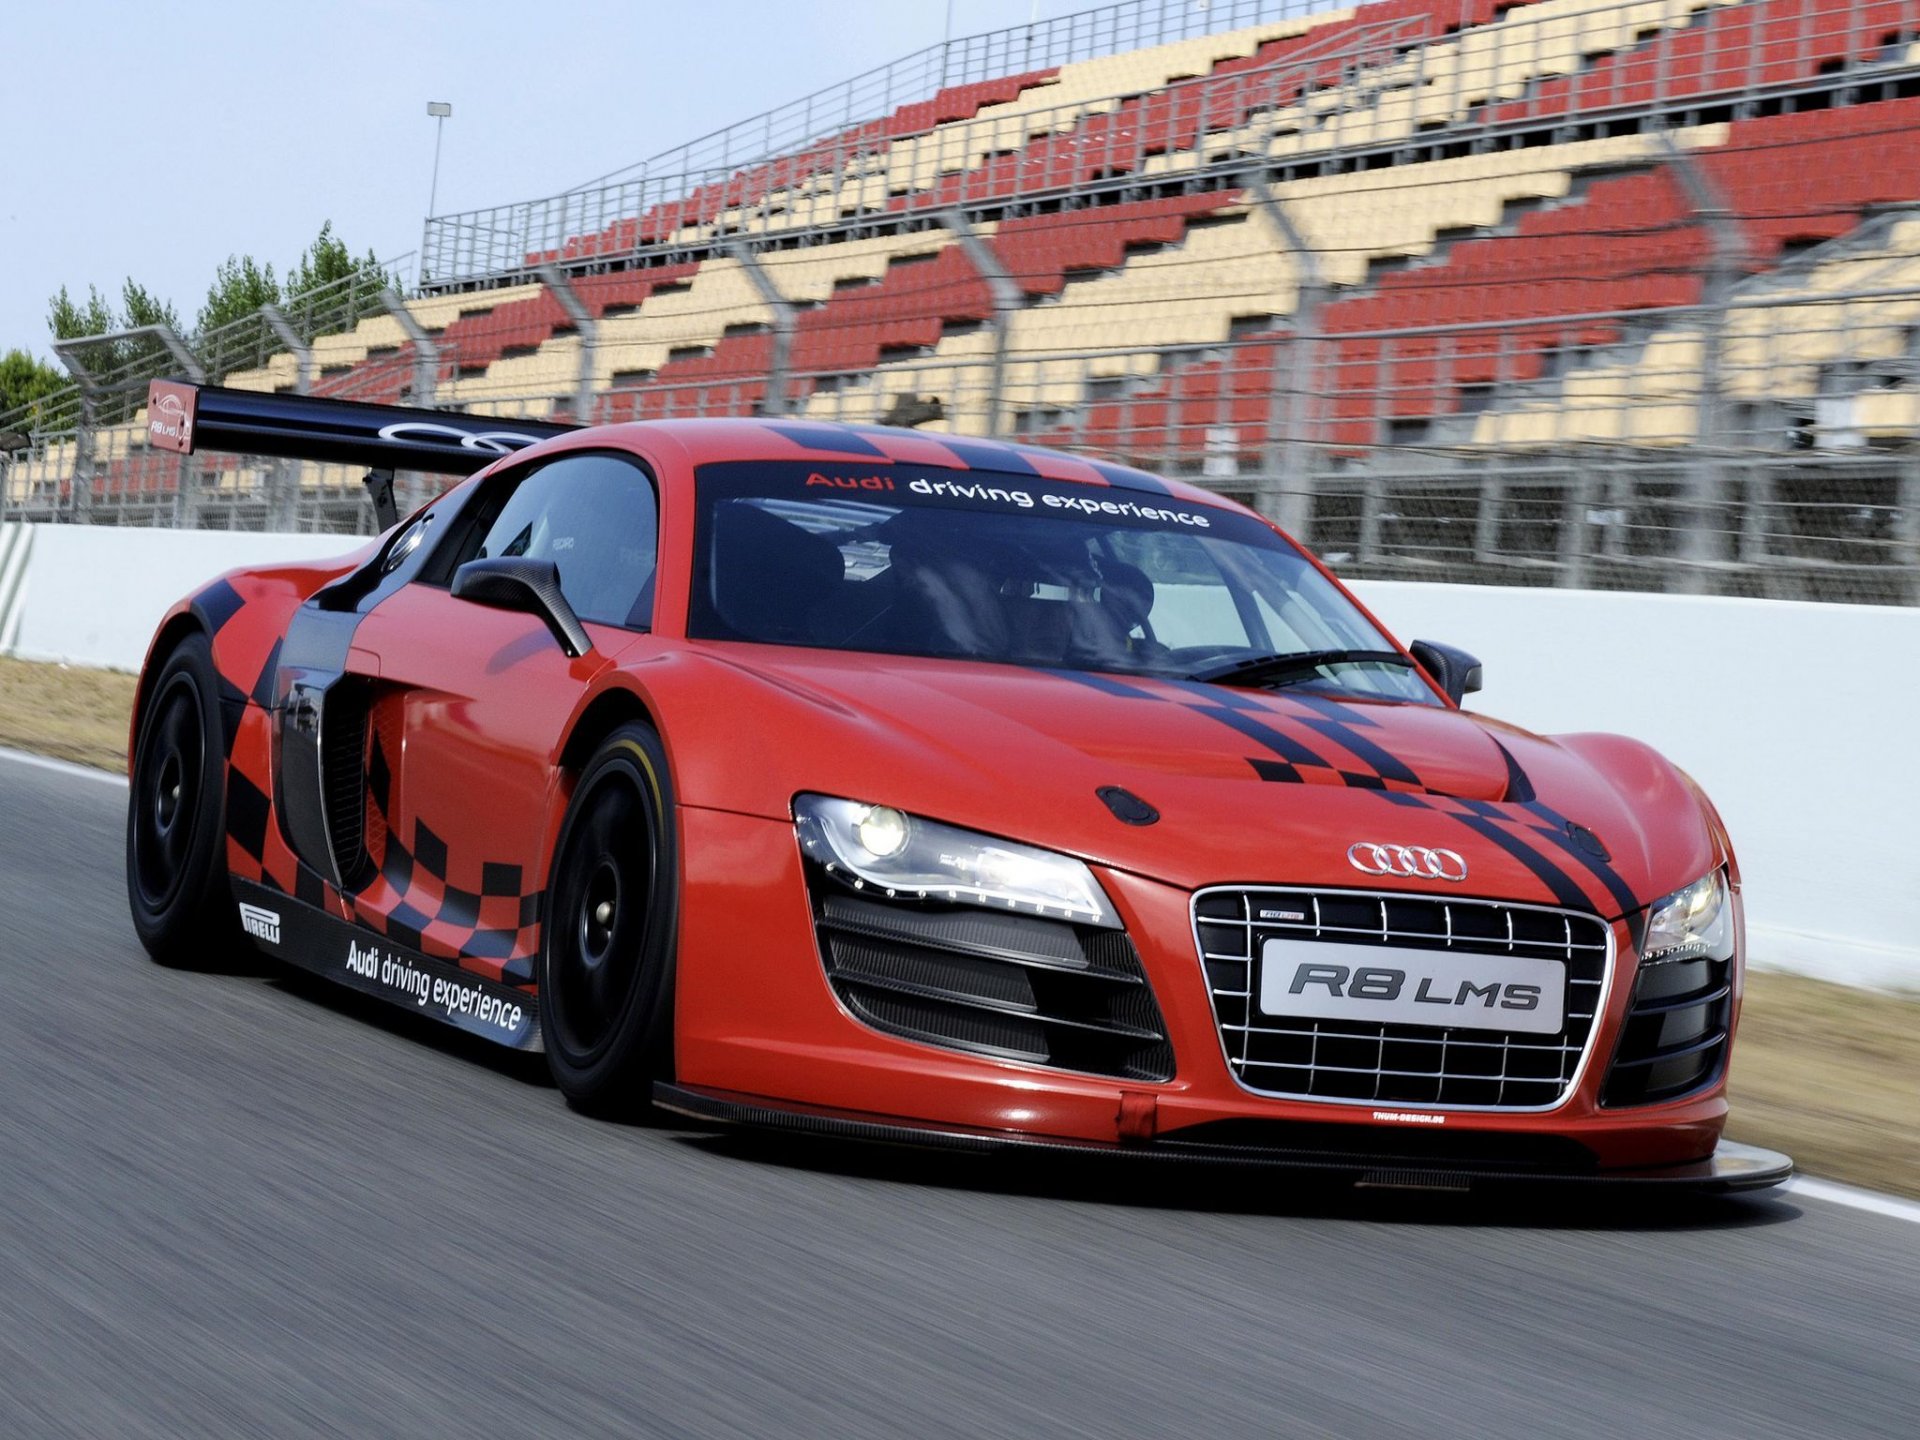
[0,657,1914,1194]
[0,656,137,772]
[1730,970,1920,1198]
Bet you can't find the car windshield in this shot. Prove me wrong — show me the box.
[688,460,1437,705]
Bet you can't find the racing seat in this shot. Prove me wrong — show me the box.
[883,531,1012,659]
[1067,559,1160,666]
[709,502,846,644]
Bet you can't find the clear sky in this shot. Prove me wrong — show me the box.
[1,0,1088,362]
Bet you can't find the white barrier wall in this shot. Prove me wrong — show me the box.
[0,523,1912,988]
[3,524,359,672]
[1350,581,1919,990]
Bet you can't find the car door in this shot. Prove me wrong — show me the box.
[343,449,661,983]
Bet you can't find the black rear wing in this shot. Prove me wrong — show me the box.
[146,380,580,527]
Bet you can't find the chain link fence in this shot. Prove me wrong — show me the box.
[3,0,1918,608]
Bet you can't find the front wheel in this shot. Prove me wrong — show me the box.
[126,632,239,966]
[539,722,679,1115]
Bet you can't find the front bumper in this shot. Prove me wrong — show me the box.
[673,807,1762,1177]
[655,1083,1792,1192]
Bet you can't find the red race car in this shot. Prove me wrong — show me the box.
[128,383,1789,1190]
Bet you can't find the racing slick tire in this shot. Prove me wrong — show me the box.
[126,632,240,968]
[540,722,679,1116]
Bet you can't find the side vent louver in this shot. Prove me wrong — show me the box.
[322,681,371,889]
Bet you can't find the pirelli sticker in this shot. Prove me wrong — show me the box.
[231,879,541,1052]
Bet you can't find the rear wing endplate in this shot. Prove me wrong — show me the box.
[146,380,580,528]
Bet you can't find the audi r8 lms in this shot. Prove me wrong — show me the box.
[125,382,1789,1190]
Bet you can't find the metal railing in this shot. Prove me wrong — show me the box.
[421,6,1418,286]
[7,1,1919,608]
[423,0,1343,284]
[419,0,1918,288]
[9,259,1917,601]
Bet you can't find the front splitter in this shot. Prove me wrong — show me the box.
[653,1083,1793,1192]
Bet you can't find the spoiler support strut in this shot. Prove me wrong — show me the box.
[363,468,399,531]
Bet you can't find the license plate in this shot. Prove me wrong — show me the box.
[1258,939,1566,1035]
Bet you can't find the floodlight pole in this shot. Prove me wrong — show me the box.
[427,102,452,218]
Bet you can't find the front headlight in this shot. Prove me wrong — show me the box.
[1642,870,1734,965]
[793,794,1119,928]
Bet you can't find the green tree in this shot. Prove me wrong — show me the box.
[47,284,115,341]
[0,348,68,427]
[42,279,182,423]
[285,221,391,335]
[197,254,281,337]
[285,220,385,299]
[119,278,180,334]
[118,279,183,383]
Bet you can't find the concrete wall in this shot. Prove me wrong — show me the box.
[1,523,1911,988]
[2,524,358,672]
[1350,581,1919,991]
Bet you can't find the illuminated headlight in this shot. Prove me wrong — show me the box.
[1642,870,1734,965]
[793,794,1119,928]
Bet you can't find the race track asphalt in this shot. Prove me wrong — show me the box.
[1,753,1915,1439]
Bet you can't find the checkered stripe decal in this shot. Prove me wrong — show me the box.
[194,578,544,987]
[1051,667,1642,917]
[346,724,543,985]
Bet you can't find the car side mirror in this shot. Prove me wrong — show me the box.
[451,557,593,658]
[1408,639,1483,707]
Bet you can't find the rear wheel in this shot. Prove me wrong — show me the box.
[126,632,238,966]
[540,722,678,1115]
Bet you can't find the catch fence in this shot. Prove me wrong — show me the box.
[4,0,1918,605]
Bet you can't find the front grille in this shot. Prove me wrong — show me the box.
[810,883,1174,1083]
[1193,887,1612,1110]
[1601,952,1733,1107]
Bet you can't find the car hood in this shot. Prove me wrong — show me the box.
[658,645,1717,919]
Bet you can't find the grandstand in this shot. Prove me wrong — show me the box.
[4,0,1918,603]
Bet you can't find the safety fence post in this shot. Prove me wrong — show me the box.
[1899,454,1920,608]
[939,209,1020,438]
[1244,168,1324,539]
[723,243,797,417]
[536,264,599,426]
[1659,130,1750,595]
[381,288,439,410]
[50,342,99,525]
[259,305,311,531]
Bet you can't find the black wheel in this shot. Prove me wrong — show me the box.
[126,632,239,966]
[540,722,678,1115]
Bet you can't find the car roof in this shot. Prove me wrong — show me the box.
[579,416,1231,510]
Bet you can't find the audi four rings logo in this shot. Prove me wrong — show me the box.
[1346,842,1469,881]
[376,420,546,454]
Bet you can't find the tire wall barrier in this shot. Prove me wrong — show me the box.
[1,523,1911,989]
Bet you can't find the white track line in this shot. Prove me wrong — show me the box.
[1785,1176,1920,1226]
[5,739,1919,1224]
[0,745,127,786]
